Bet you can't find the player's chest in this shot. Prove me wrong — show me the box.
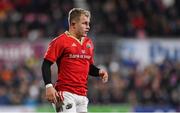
[64,41,93,55]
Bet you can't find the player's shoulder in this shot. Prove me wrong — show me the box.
[54,33,66,40]
[84,36,94,48]
[51,33,66,43]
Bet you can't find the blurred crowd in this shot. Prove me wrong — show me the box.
[0,0,180,38]
[88,0,180,37]
[0,54,179,111]
[0,0,73,39]
[88,58,180,111]
[0,0,180,112]
[0,57,44,106]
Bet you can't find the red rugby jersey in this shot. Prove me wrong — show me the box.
[44,31,94,96]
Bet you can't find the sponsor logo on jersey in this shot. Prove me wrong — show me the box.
[69,54,91,59]
[66,103,73,109]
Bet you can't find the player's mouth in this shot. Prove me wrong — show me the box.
[84,31,88,35]
[85,30,89,34]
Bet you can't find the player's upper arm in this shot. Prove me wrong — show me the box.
[44,37,65,63]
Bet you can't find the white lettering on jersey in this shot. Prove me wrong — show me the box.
[69,54,91,59]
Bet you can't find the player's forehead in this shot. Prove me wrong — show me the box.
[79,14,90,22]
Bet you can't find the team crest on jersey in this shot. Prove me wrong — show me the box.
[86,43,91,48]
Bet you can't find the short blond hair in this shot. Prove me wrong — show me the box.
[68,8,91,25]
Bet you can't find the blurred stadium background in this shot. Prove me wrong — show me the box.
[0,0,179,112]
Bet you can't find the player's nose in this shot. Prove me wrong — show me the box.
[87,24,90,30]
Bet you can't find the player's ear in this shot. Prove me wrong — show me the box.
[71,21,76,26]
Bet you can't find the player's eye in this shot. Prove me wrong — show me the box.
[83,22,89,26]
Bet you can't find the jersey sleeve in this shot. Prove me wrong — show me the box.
[44,37,64,63]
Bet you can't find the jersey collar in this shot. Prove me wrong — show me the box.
[65,31,85,45]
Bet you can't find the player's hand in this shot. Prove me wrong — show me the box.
[55,93,64,112]
[99,69,108,83]
[45,86,59,104]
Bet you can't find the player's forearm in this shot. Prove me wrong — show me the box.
[88,64,100,77]
[41,58,53,85]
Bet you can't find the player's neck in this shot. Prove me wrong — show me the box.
[68,30,82,41]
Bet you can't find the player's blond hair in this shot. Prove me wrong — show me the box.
[68,8,91,25]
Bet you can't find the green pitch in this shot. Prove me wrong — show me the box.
[89,104,131,112]
[36,104,131,112]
